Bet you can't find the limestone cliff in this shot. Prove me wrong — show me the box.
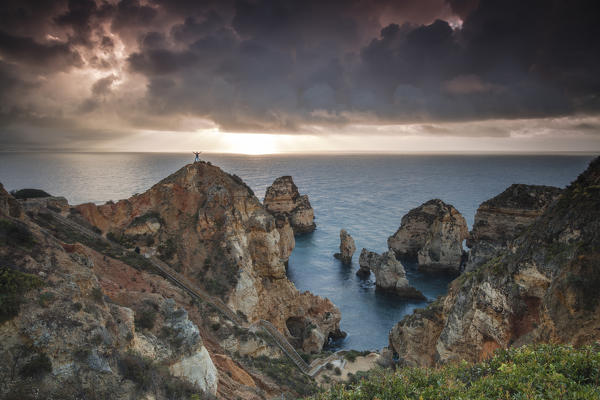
[333,229,355,264]
[389,157,600,367]
[357,249,425,299]
[0,186,223,399]
[387,199,468,272]
[0,178,329,399]
[264,176,316,234]
[465,184,562,272]
[74,163,340,353]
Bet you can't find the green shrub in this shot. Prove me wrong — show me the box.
[158,237,177,261]
[205,278,228,296]
[135,308,157,331]
[0,267,44,323]
[334,367,341,376]
[312,344,600,400]
[10,188,51,199]
[241,355,317,396]
[120,352,206,398]
[91,287,104,303]
[38,292,55,307]
[19,353,52,378]
[343,350,369,363]
[0,219,35,248]
[130,212,163,227]
[119,352,155,390]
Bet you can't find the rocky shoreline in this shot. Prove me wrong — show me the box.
[2,157,599,399]
[387,157,600,367]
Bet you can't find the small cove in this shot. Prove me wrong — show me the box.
[0,152,594,350]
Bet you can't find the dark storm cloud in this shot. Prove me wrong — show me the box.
[0,0,599,148]
[0,30,83,71]
[120,0,600,131]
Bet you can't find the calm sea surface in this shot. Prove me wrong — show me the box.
[0,152,595,350]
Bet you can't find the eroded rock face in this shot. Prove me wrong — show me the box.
[464,184,562,272]
[388,199,468,272]
[170,346,218,395]
[389,158,600,368]
[75,163,340,352]
[358,249,425,299]
[264,176,316,234]
[0,197,224,398]
[334,229,355,264]
[0,183,23,218]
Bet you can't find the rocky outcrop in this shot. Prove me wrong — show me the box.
[334,229,355,264]
[170,346,218,395]
[0,193,225,398]
[0,181,327,398]
[0,183,23,218]
[74,162,340,353]
[274,215,295,265]
[464,184,562,272]
[389,157,600,368]
[358,249,425,299]
[388,199,468,272]
[264,176,316,234]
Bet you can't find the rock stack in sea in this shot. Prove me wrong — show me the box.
[334,229,356,264]
[264,176,316,234]
[387,199,468,272]
[464,184,562,272]
[358,249,425,299]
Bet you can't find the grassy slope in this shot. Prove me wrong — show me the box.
[312,344,600,400]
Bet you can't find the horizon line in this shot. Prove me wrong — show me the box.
[1,150,599,156]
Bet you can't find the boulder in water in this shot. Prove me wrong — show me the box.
[358,249,425,299]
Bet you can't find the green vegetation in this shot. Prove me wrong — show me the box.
[135,306,158,331]
[201,248,239,298]
[119,352,206,399]
[0,219,35,248]
[37,292,55,308]
[91,287,104,303]
[10,188,51,199]
[205,277,228,296]
[0,267,44,323]
[312,344,600,400]
[241,355,317,397]
[19,353,52,379]
[130,211,163,227]
[343,350,371,363]
[565,253,600,311]
[158,237,177,261]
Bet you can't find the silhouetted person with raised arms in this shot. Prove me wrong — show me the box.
[193,151,201,162]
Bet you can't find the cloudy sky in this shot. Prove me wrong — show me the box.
[0,0,599,153]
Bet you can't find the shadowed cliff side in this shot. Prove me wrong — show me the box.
[389,157,600,367]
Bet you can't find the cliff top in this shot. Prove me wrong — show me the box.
[480,184,562,210]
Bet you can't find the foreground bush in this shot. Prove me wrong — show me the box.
[10,189,51,199]
[312,344,600,400]
[0,267,44,323]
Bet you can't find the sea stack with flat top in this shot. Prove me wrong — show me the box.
[264,176,316,234]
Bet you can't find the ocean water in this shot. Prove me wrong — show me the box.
[0,152,595,350]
